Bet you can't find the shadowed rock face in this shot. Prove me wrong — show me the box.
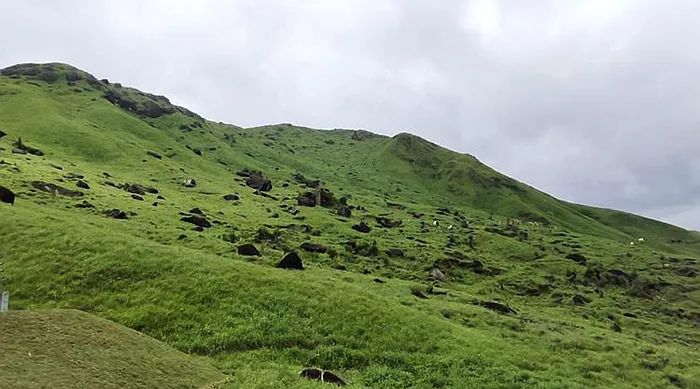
[278,252,303,270]
[237,243,261,256]
[0,185,16,204]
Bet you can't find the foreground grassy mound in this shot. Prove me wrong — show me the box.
[0,309,225,389]
[0,63,698,388]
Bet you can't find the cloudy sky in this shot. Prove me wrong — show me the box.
[2,1,699,229]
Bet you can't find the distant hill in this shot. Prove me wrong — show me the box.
[0,63,698,388]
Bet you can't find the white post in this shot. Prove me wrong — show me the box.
[0,291,8,312]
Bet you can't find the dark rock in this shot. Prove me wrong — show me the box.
[193,226,204,232]
[146,150,162,159]
[479,301,517,315]
[337,206,352,217]
[292,173,320,188]
[245,172,272,192]
[321,371,347,386]
[565,253,587,266]
[373,278,385,283]
[30,181,83,197]
[300,368,322,380]
[297,192,316,207]
[184,178,197,187]
[223,193,240,201]
[180,215,211,228]
[12,147,27,155]
[152,202,158,207]
[74,200,95,208]
[300,242,327,253]
[106,209,128,219]
[351,222,371,233]
[50,163,63,170]
[572,294,591,305]
[122,183,146,195]
[65,172,84,180]
[177,234,187,240]
[189,207,204,215]
[278,251,304,270]
[157,195,165,200]
[238,243,261,256]
[131,194,144,201]
[76,180,90,189]
[677,267,697,277]
[385,248,404,257]
[410,286,428,299]
[0,129,5,139]
[0,185,16,205]
[12,138,44,156]
[375,216,402,228]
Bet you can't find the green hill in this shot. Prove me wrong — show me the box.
[0,62,698,388]
[0,309,225,389]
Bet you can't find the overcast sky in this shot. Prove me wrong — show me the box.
[2,0,699,230]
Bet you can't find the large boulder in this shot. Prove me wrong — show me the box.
[180,214,212,228]
[351,222,371,233]
[337,206,352,217]
[278,252,304,270]
[106,209,128,219]
[375,216,402,228]
[565,253,587,266]
[12,138,44,156]
[30,181,84,197]
[0,185,16,205]
[245,172,272,192]
[237,243,261,256]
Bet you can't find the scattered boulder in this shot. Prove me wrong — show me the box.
[0,129,5,139]
[183,178,197,187]
[106,209,128,219]
[180,214,211,228]
[131,194,144,201]
[146,150,162,159]
[177,234,187,240]
[74,200,95,208]
[245,172,272,192]
[479,301,517,315]
[300,242,327,253]
[0,185,16,205]
[677,267,697,277]
[373,278,385,283]
[351,222,371,233]
[76,180,90,189]
[278,252,304,270]
[375,216,402,228]
[189,207,204,215]
[297,192,316,207]
[12,138,44,156]
[566,253,588,266]
[31,181,84,197]
[337,206,352,217]
[410,286,428,299]
[572,294,591,305]
[300,368,346,386]
[223,193,240,201]
[292,173,320,188]
[385,248,404,257]
[238,243,261,256]
[430,268,446,281]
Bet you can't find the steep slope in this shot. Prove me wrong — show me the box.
[0,309,225,389]
[0,63,698,388]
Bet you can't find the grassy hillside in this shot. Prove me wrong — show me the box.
[0,63,698,388]
[0,309,225,389]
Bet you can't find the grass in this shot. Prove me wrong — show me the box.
[0,63,698,388]
[0,309,225,389]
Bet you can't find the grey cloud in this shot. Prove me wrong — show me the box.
[1,0,698,229]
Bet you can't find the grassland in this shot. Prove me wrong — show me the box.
[0,63,698,388]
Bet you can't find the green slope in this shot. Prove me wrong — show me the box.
[0,62,698,388]
[0,309,225,389]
